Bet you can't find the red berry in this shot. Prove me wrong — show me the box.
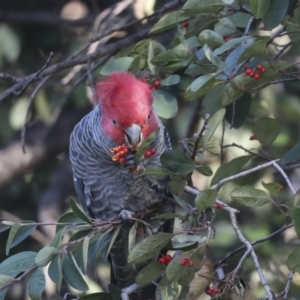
[212,287,219,294]
[119,157,125,164]
[165,255,172,262]
[249,135,256,141]
[123,148,129,154]
[150,148,156,155]
[154,80,161,87]
[225,37,231,42]
[145,151,152,158]
[205,286,213,295]
[182,22,189,28]
[159,257,166,264]
[256,64,262,70]
[245,68,252,75]
[214,203,222,209]
[250,71,255,77]
[188,260,194,267]
[261,67,266,73]
[254,73,261,80]
[141,78,147,83]
[118,150,125,157]
[182,257,189,262]
[180,260,187,266]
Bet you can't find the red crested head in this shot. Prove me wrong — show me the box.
[95,72,159,149]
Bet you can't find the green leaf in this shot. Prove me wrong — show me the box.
[100,57,134,75]
[253,117,280,148]
[239,37,269,61]
[148,41,156,74]
[156,277,179,300]
[48,254,62,284]
[249,0,270,19]
[282,142,300,165]
[56,212,83,233]
[0,251,37,278]
[171,235,206,251]
[80,293,113,300]
[287,248,300,272]
[165,255,187,282]
[149,10,189,34]
[0,24,21,63]
[190,74,214,92]
[143,166,175,177]
[82,236,90,274]
[70,198,92,224]
[28,268,45,300]
[168,175,187,195]
[104,225,122,260]
[286,7,300,42]
[134,129,158,161]
[229,12,252,28]
[221,82,245,106]
[198,30,225,48]
[290,208,300,240]
[62,253,88,291]
[50,227,66,248]
[35,246,57,267]
[262,181,282,197]
[262,0,288,30]
[151,49,193,64]
[6,221,37,255]
[204,108,225,143]
[201,83,226,116]
[203,44,225,68]
[195,166,213,176]
[153,90,178,119]
[178,273,194,286]
[0,274,13,289]
[231,186,270,207]
[136,262,166,285]
[160,150,195,175]
[225,93,252,129]
[211,155,252,186]
[160,75,180,86]
[108,284,122,300]
[294,190,300,207]
[130,40,165,58]
[128,233,173,264]
[195,189,217,211]
[183,0,224,14]
[213,36,250,56]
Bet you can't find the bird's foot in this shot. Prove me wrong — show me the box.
[119,209,134,220]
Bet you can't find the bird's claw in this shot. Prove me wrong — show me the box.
[119,209,134,220]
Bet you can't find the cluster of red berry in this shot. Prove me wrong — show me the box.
[205,286,219,295]
[245,64,266,80]
[249,135,256,141]
[180,257,194,267]
[158,255,172,265]
[145,148,156,158]
[141,78,161,90]
[110,144,130,164]
[214,203,222,209]
[182,22,189,28]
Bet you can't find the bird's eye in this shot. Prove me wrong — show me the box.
[147,113,151,120]
[112,119,117,125]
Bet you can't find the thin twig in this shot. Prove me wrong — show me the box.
[281,272,294,300]
[244,16,254,35]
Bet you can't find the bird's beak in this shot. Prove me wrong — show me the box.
[124,124,143,150]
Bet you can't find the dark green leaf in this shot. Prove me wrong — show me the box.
[0,274,13,289]
[249,0,270,19]
[50,228,66,248]
[211,155,252,186]
[161,150,195,174]
[104,225,122,261]
[82,236,90,274]
[203,44,225,68]
[149,10,189,34]
[231,186,270,207]
[287,248,300,272]
[183,0,224,14]
[62,253,88,291]
[262,0,288,30]
[56,212,83,233]
[195,166,213,176]
[195,189,218,211]
[239,37,269,61]
[262,181,282,197]
[168,176,186,195]
[225,93,252,129]
[153,90,178,119]
[221,82,244,106]
[213,36,250,56]
[0,251,36,278]
[48,254,62,284]
[282,142,300,165]
[108,284,122,300]
[6,221,36,255]
[70,198,92,224]
[171,234,206,250]
[229,12,252,28]
[128,233,173,264]
[160,75,180,86]
[290,208,300,240]
[136,262,166,285]
[28,268,45,300]
[204,108,226,143]
[134,129,158,161]
[143,166,175,177]
[253,117,280,148]
[201,83,226,116]
[151,49,192,64]
[147,41,156,74]
[35,246,57,267]
[100,57,134,75]
[178,273,194,286]
[190,74,214,92]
